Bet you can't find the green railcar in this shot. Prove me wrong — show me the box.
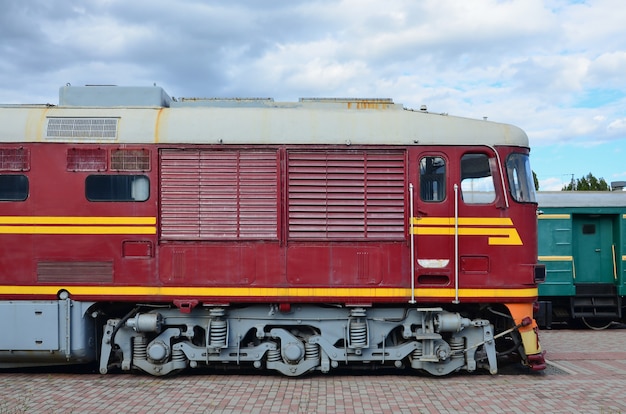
[536,192,626,329]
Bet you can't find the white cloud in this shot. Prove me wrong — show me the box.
[539,177,567,192]
[1,0,626,182]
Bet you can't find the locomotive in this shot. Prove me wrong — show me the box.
[536,191,626,329]
[0,85,546,376]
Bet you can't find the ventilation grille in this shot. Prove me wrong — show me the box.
[111,149,150,171]
[67,148,107,171]
[46,118,118,140]
[288,151,406,240]
[160,149,278,240]
[0,147,30,171]
[37,261,114,283]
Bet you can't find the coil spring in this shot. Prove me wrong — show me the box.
[412,346,423,360]
[132,336,147,361]
[349,321,367,348]
[171,348,186,362]
[266,348,281,362]
[449,337,464,359]
[304,342,319,361]
[209,320,227,347]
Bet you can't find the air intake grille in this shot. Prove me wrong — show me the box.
[46,118,118,140]
[287,150,406,240]
[0,148,30,171]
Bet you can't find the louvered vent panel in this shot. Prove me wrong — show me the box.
[160,150,201,239]
[288,151,405,240]
[0,148,30,171]
[160,149,278,240]
[46,118,118,140]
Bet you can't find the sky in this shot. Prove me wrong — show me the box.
[1,0,625,191]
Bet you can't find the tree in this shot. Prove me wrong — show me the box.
[532,171,539,191]
[561,172,610,191]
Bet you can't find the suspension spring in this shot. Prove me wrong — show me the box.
[209,320,227,347]
[304,342,320,361]
[266,348,281,362]
[133,336,147,361]
[171,347,186,363]
[449,337,464,359]
[412,346,423,360]
[349,321,368,348]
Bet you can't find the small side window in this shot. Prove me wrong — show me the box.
[420,156,446,202]
[461,154,496,204]
[0,174,28,201]
[506,153,537,203]
[86,175,149,202]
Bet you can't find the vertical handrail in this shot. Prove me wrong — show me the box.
[453,184,460,304]
[612,244,617,281]
[409,183,416,304]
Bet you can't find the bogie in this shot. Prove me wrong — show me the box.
[96,304,501,377]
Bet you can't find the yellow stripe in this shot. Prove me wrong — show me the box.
[0,216,156,225]
[538,255,573,261]
[414,217,513,226]
[0,216,157,234]
[538,214,570,220]
[0,285,538,299]
[412,217,522,245]
[0,226,156,234]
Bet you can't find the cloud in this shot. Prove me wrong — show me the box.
[1,0,625,184]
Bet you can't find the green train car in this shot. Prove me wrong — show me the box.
[536,191,626,329]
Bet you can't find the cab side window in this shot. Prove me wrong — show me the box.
[420,156,446,202]
[460,153,495,204]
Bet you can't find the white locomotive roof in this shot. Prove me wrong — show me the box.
[0,85,529,147]
[536,191,626,208]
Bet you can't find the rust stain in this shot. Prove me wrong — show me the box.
[346,101,391,110]
[154,107,165,143]
[32,107,50,142]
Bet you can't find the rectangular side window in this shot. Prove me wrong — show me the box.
[86,175,149,201]
[420,156,446,202]
[0,175,28,201]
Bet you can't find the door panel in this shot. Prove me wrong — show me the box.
[573,215,615,284]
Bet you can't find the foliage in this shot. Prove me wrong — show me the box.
[561,172,610,191]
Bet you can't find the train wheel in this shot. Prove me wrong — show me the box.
[581,317,613,330]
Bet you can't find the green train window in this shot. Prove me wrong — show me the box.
[582,224,596,234]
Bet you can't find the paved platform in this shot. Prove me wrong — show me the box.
[1,327,626,413]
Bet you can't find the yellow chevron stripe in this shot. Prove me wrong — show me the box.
[0,285,539,299]
[412,217,522,245]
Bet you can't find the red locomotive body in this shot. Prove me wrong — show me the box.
[0,86,545,376]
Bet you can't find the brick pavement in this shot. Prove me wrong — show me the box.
[1,327,626,413]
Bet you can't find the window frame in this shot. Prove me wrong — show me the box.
[85,174,150,202]
[0,174,29,201]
